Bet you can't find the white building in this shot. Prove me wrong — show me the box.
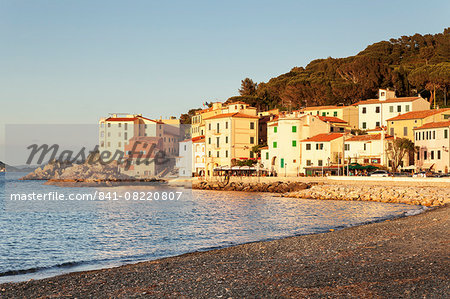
[414,121,450,173]
[300,133,344,175]
[176,139,193,177]
[354,89,430,130]
[192,136,206,176]
[265,112,329,176]
[344,133,392,167]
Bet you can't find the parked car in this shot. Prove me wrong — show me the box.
[393,172,412,177]
[370,170,390,177]
[413,171,429,177]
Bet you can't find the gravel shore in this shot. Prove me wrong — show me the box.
[1,205,449,298]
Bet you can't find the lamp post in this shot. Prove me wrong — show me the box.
[285,163,287,177]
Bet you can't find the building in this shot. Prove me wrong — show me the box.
[265,112,329,176]
[387,108,450,141]
[120,136,165,178]
[258,109,279,145]
[354,89,430,130]
[191,102,258,139]
[344,133,393,167]
[414,121,450,173]
[99,114,180,160]
[316,116,351,133]
[300,133,345,176]
[175,139,193,177]
[302,105,359,129]
[203,111,259,176]
[192,136,206,176]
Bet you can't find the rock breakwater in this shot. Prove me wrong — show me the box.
[282,184,449,207]
[192,181,310,193]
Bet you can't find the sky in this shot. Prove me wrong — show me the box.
[0,0,449,161]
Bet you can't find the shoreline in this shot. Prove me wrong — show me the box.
[1,205,448,298]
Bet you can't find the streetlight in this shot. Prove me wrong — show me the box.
[284,163,287,177]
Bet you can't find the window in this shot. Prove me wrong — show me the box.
[208,151,211,157]
[333,111,338,117]
[438,150,441,160]
[431,151,434,160]
[124,132,128,140]
[376,122,380,127]
[124,123,128,130]
[403,127,408,136]
[280,158,284,168]
[417,151,420,160]
[389,106,394,113]
[424,151,427,160]
[250,137,254,144]
[316,143,323,150]
[397,105,401,112]
[216,151,219,157]
[433,131,436,139]
[344,144,350,151]
[208,138,211,144]
[364,143,367,151]
[266,152,269,160]
[362,107,367,114]
[306,160,312,166]
[118,123,122,128]
[208,123,211,130]
[225,122,228,129]
[100,131,104,137]
[445,129,449,139]
[225,136,228,143]
[292,126,297,132]
[322,112,326,116]
[274,126,277,133]
[108,123,111,128]
[217,123,220,133]
[306,143,311,150]
[216,137,220,147]
[390,128,394,136]
[405,105,410,112]
[375,106,380,113]
[292,140,297,147]
[250,122,255,129]
[362,122,367,129]
[226,150,229,158]
[273,142,277,148]
[250,151,254,158]
[318,160,323,166]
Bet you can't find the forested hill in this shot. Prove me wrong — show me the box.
[228,28,450,110]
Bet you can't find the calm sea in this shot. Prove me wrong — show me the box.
[0,172,424,283]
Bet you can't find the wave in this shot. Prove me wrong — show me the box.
[0,261,85,277]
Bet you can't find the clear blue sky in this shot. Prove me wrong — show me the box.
[0,0,449,159]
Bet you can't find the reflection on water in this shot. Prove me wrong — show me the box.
[0,173,423,282]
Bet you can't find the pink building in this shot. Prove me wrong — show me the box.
[414,121,450,173]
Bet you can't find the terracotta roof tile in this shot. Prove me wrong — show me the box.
[353,97,422,106]
[301,133,344,142]
[386,108,450,121]
[345,133,392,141]
[317,116,347,123]
[414,121,450,130]
[303,105,339,110]
[204,112,259,120]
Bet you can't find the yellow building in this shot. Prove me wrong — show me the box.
[302,105,359,129]
[386,108,450,141]
[203,112,259,176]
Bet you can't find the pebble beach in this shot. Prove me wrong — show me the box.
[1,204,448,298]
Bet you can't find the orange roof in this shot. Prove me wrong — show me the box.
[414,121,450,130]
[192,135,205,143]
[303,105,339,110]
[259,146,268,150]
[353,97,422,106]
[105,117,138,122]
[345,133,393,142]
[301,133,343,142]
[317,116,347,124]
[386,108,450,121]
[204,112,259,120]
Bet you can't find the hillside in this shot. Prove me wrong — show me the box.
[227,28,450,111]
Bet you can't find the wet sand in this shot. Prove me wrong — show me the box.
[1,205,449,298]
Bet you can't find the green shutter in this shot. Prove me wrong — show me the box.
[292,140,297,147]
[274,126,277,133]
[266,152,269,159]
[292,126,297,132]
[280,158,284,168]
[273,141,277,148]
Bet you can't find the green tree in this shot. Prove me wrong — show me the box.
[386,138,416,172]
[239,78,258,96]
